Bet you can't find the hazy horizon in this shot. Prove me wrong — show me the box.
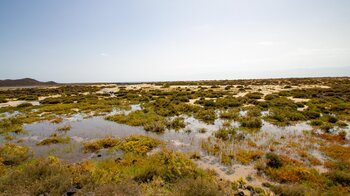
[1,0,350,83]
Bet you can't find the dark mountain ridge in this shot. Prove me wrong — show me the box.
[0,78,57,87]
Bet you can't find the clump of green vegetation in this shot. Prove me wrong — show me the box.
[215,127,236,141]
[106,110,167,132]
[235,149,263,165]
[194,109,216,124]
[326,170,350,186]
[262,153,327,185]
[133,150,198,183]
[37,135,71,145]
[198,128,207,133]
[143,121,166,132]
[219,109,239,119]
[245,92,263,99]
[264,94,279,100]
[83,137,121,152]
[83,135,162,155]
[56,125,71,131]
[270,184,316,195]
[16,102,33,108]
[238,116,262,129]
[51,117,63,124]
[0,96,7,103]
[0,157,73,195]
[265,107,305,126]
[0,118,24,134]
[167,117,186,130]
[120,135,162,155]
[0,143,30,166]
[266,153,283,168]
[173,177,229,195]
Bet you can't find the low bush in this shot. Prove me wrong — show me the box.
[16,102,33,108]
[270,184,315,196]
[265,107,305,126]
[167,117,186,130]
[83,137,121,152]
[120,135,162,155]
[245,92,263,99]
[235,150,263,165]
[266,153,283,168]
[106,110,167,132]
[0,143,30,166]
[83,135,161,155]
[37,135,71,145]
[194,109,216,124]
[173,178,227,196]
[219,109,239,119]
[56,125,71,131]
[326,170,350,186]
[215,127,236,141]
[0,157,73,195]
[238,116,262,129]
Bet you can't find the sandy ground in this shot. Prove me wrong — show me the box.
[0,100,40,108]
[195,156,273,190]
[38,94,61,101]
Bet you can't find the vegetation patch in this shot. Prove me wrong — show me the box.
[37,135,71,145]
[106,110,167,132]
[83,135,162,155]
[0,143,30,166]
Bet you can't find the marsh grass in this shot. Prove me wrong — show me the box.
[37,135,71,145]
[0,143,30,166]
[82,137,121,152]
[238,116,262,129]
[83,135,162,155]
[106,110,167,132]
[167,117,186,130]
[56,125,71,132]
[214,127,236,141]
[264,107,305,126]
[194,109,216,124]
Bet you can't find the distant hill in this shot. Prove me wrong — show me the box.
[0,78,57,87]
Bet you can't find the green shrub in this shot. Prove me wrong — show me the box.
[264,94,279,100]
[16,102,33,108]
[83,137,121,152]
[144,121,166,132]
[270,184,315,196]
[265,108,305,125]
[215,127,236,141]
[0,157,73,195]
[106,110,167,132]
[56,125,71,131]
[245,92,263,99]
[239,116,262,128]
[194,109,216,124]
[167,117,186,130]
[121,135,162,155]
[326,170,350,186]
[174,178,227,196]
[219,109,239,119]
[37,136,71,145]
[93,181,141,196]
[310,119,323,126]
[266,153,283,169]
[0,143,30,166]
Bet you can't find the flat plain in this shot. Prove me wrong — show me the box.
[0,77,349,195]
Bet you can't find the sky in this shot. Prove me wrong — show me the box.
[0,0,350,83]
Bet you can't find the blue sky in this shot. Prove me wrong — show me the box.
[0,0,349,82]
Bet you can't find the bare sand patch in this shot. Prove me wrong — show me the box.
[0,100,40,108]
[38,94,61,101]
